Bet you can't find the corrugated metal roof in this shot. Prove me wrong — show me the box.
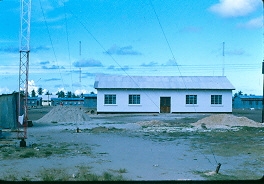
[238,95,263,99]
[94,75,235,90]
[51,98,84,101]
[28,97,42,100]
[83,94,97,98]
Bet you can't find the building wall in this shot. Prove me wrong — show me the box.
[27,98,42,107]
[96,89,233,113]
[51,98,84,106]
[0,93,22,129]
[39,95,58,106]
[233,97,262,109]
[84,97,97,108]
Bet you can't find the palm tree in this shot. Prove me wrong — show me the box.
[31,89,36,97]
[37,87,43,95]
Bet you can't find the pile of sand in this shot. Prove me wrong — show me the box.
[36,106,91,123]
[191,114,264,129]
[136,120,168,127]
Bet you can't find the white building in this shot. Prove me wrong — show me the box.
[39,95,58,106]
[94,75,235,113]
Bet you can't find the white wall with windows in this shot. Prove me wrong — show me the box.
[171,89,232,113]
[96,89,233,113]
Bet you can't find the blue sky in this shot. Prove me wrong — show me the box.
[0,0,263,95]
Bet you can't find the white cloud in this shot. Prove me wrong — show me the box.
[237,16,262,28]
[75,89,89,95]
[209,0,261,17]
[0,87,12,95]
[28,80,38,95]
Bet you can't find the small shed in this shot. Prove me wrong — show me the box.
[0,93,24,129]
[233,95,263,109]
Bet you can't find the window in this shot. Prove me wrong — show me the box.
[186,95,197,104]
[211,95,222,104]
[129,94,140,104]
[104,94,116,104]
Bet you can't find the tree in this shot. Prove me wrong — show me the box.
[37,87,43,95]
[238,91,243,96]
[56,91,65,98]
[45,91,52,95]
[72,93,77,98]
[31,89,36,97]
[66,91,72,98]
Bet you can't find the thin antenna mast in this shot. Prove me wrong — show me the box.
[79,41,82,56]
[79,41,82,83]
[79,68,82,83]
[222,42,225,76]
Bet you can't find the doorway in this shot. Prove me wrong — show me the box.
[160,97,171,113]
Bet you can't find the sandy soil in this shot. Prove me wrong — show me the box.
[0,107,263,181]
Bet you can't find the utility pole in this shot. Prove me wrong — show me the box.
[18,0,31,141]
[261,60,264,123]
[261,0,264,123]
[79,41,82,83]
[222,42,225,76]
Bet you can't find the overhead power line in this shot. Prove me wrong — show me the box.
[39,0,65,89]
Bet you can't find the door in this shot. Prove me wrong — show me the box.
[160,97,171,113]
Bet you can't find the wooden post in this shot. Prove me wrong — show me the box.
[262,62,264,123]
[215,163,221,174]
[20,138,26,147]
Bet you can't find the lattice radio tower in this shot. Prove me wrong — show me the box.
[18,0,31,139]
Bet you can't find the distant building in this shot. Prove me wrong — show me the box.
[27,97,42,107]
[233,95,263,109]
[83,94,97,108]
[51,98,84,106]
[94,75,235,113]
[39,95,58,106]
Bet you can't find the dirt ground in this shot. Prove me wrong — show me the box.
[0,106,263,181]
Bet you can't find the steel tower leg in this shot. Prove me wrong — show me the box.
[18,0,31,142]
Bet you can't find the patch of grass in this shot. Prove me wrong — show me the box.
[44,151,52,156]
[75,166,125,181]
[179,117,199,123]
[98,152,108,155]
[3,174,18,181]
[39,168,70,181]
[117,168,127,173]
[102,172,124,181]
[81,151,92,155]
[190,128,264,157]
[1,167,125,181]
[109,168,128,174]
[19,150,36,158]
[194,170,262,180]
[21,175,32,181]
[89,126,123,133]
[0,142,76,159]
